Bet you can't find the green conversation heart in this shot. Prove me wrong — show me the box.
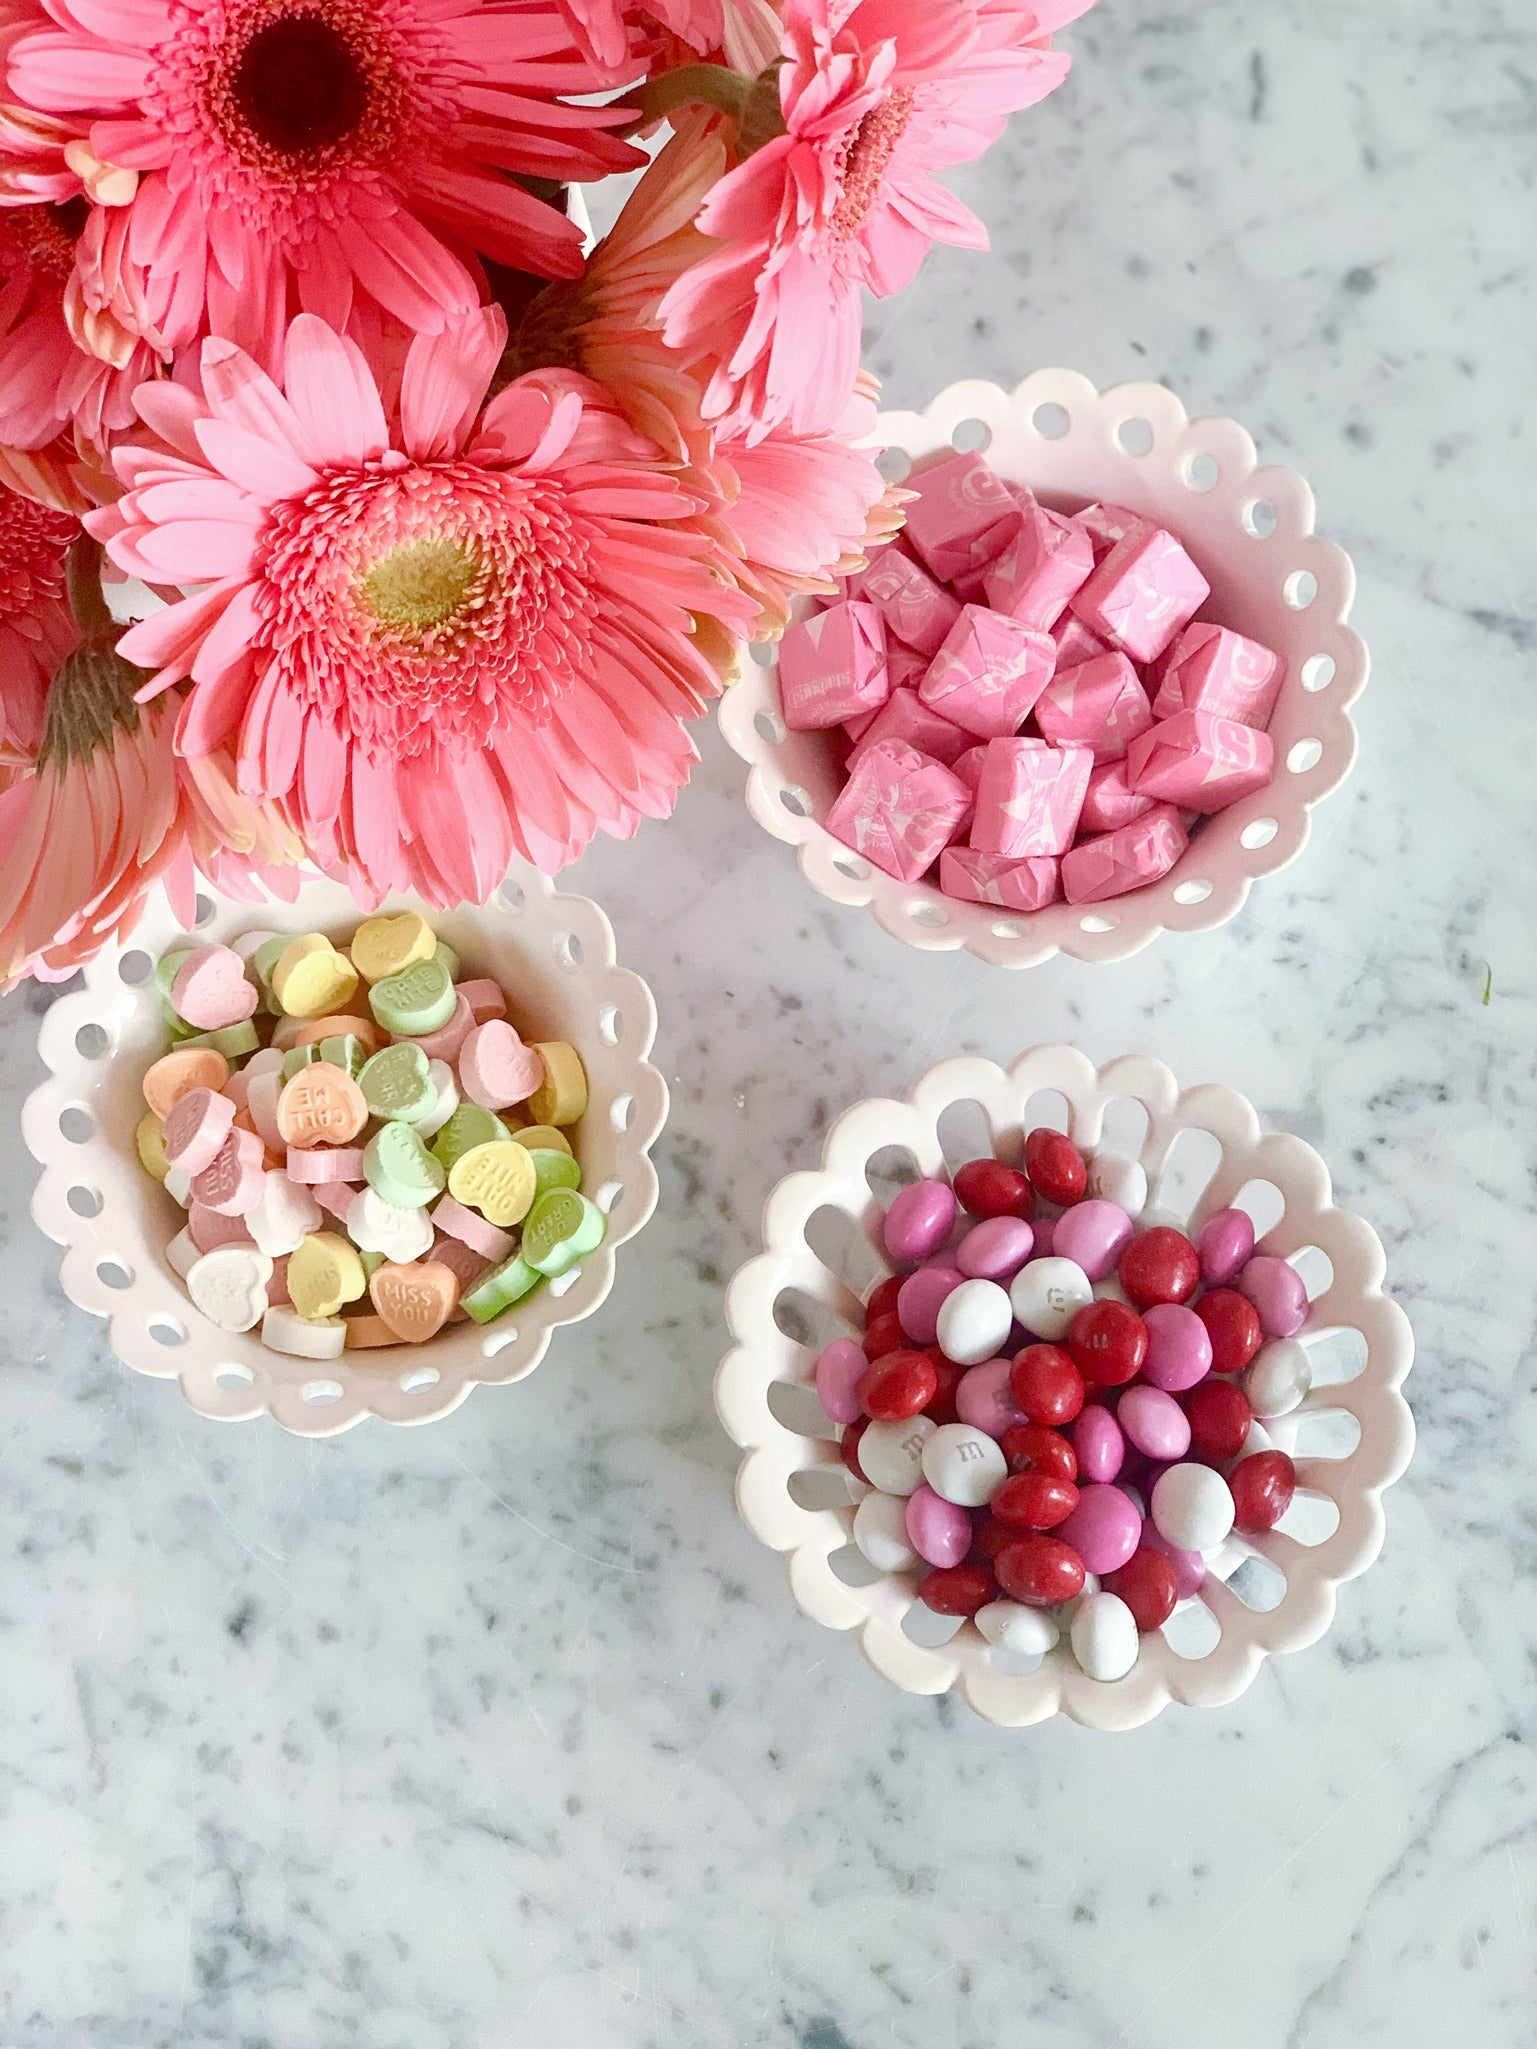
[359,1041,437,1122]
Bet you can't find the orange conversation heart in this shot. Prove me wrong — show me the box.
[368,1260,458,1344]
[276,1061,367,1147]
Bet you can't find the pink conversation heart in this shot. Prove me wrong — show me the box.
[458,1020,543,1110]
[170,945,259,1030]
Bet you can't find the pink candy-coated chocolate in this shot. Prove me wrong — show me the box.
[433,1192,516,1264]
[847,687,970,768]
[187,1202,255,1254]
[955,1217,1035,1282]
[939,846,1061,911]
[901,451,1021,584]
[285,1144,365,1184]
[1059,1481,1141,1574]
[971,739,1093,858]
[1074,502,1146,557]
[163,1086,236,1175]
[1139,1517,1206,1598]
[1079,759,1157,835]
[920,605,1055,740]
[1199,1207,1255,1286]
[1061,803,1188,905]
[982,496,1094,629]
[460,1019,543,1110]
[1118,1385,1192,1462]
[826,738,970,883]
[905,1482,973,1567]
[456,978,507,1024]
[955,1357,1027,1438]
[1140,1302,1214,1391]
[777,598,889,730]
[815,1336,867,1426]
[1073,1404,1125,1483]
[1051,1199,1134,1282]
[313,1180,362,1221]
[1071,524,1211,666]
[1034,652,1155,764]
[1151,622,1283,731]
[171,944,258,1030]
[849,545,963,656]
[897,1265,963,1346]
[189,1124,265,1215]
[883,1177,956,1263]
[1238,1255,1309,1337]
[401,991,474,1064]
[1126,710,1274,813]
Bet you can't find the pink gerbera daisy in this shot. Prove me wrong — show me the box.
[90,310,756,900]
[661,0,1091,440]
[0,0,646,368]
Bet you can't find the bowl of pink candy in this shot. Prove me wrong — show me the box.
[23,873,667,1435]
[716,1046,1414,1729]
[719,370,1368,967]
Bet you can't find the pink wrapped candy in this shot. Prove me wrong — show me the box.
[901,452,1021,585]
[849,546,962,657]
[982,495,1093,629]
[1060,803,1188,905]
[1080,759,1156,835]
[1125,710,1275,813]
[1052,613,1110,669]
[971,738,1093,858]
[1070,524,1211,665]
[920,604,1055,740]
[825,738,970,882]
[1151,622,1283,730]
[939,846,1061,910]
[1034,651,1155,764]
[777,599,889,730]
[848,686,970,767]
[1075,502,1145,556]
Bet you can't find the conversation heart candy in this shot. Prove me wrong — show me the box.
[260,1303,346,1358]
[186,1244,274,1331]
[446,1139,536,1227]
[521,1188,605,1277]
[285,1145,366,1184]
[526,1147,583,1201]
[277,1061,368,1147]
[344,1186,436,1263]
[170,944,259,1030]
[430,1102,509,1171]
[246,1067,285,1152]
[246,1169,323,1257]
[458,1021,543,1110]
[177,1021,261,1061]
[359,1041,438,1123]
[432,1194,516,1264]
[343,1313,405,1350]
[292,1012,387,1056]
[271,933,359,1019]
[142,1046,231,1121]
[135,1111,169,1181]
[512,1124,573,1157]
[363,1120,446,1209]
[457,978,507,1023]
[414,1060,459,1139]
[402,990,475,1064]
[288,1232,367,1320]
[349,911,436,984]
[189,1125,266,1215]
[462,1252,544,1324]
[368,1259,458,1343]
[187,1202,255,1254]
[369,957,456,1037]
[162,1086,236,1175]
[526,1042,588,1127]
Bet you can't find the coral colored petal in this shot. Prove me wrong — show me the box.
[399,306,506,462]
[193,418,317,501]
[282,314,390,466]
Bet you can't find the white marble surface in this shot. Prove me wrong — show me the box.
[3,1,1535,2041]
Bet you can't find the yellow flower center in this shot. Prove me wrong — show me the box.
[361,537,480,637]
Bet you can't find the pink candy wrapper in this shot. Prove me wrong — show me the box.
[921,604,1055,740]
[1075,502,1147,556]
[982,495,1094,629]
[1034,651,1155,763]
[1051,613,1111,670]
[1150,622,1283,730]
[826,737,971,882]
[778,599,889,730]
[849,545,963,657]
[902,453,1022,586]
[940,846,1061,911]
[1061,804,1189,904]
[1080,759,1157,834]
[971,738,1093,858]
[848,686,970,767]
[1070,524,1211,665]
[1126,710,1275,813]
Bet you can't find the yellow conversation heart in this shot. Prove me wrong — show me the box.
[447,1139,536,1228]
[350,912,437,985]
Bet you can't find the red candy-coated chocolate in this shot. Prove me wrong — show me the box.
[992,1471,1079,1531]
[1183,1378,1254,1463]
[858,1349,939,1421]
[971,1512,1013,1564]
[919,1561,997,1615]
[1119,1225,1201,1308]
[1104,1548,1178,1632]
[1001,1421,1078,1482]
[1008,1343,1086,1425]
[862,1311,906,1361]
[1195,1287,1263,1373]
[954,1157,1032,1219]
[866,1274,904,1323]
[840,1417,869,1482]
[1066,1299,1149,1388]
[1229,1448,1296,1532]
[1023,1127,1087,1206]
[995,1532,1087,1607]
[924,1352,964,1424]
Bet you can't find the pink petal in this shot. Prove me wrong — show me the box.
[398,306,506,462]
[281,314,389,467]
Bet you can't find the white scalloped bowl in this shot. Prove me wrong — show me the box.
[716,1047,1414,1729]
[24,872,668,1436]
[718,371,1369,967]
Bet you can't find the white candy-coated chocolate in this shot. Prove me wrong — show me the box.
[187,1245,273,1332]
[934,1276,1013,1366]
[261,1303,346,1358]
[1009,1255,1093,1340]
[247,1168,322,1257]
[1087,1151,1148,1218]
[1151,1462,1236,1551]
[1244,1337,1312,1418]
[164,1166,192,1207]
[166,1227,200,1279]
[976,1601,1060,1657]
[858,1415,935,1497]
[413,1060,460,1139]
[920,1422,1007,1508]
[853,1491,918,1573]
[1070,1591,1140,1681]
[345,1186,435,1262]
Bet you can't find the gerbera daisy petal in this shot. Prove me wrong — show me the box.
[399,305,506,463]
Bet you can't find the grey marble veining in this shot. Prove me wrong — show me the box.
[2,1,1535,2043]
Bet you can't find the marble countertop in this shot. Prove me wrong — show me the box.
[2,2,1534,2043]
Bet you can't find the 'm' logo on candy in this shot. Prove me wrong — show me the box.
[953,1438,987,1465]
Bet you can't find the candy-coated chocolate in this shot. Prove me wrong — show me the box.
[1194,1288,1263,1373]
[526,1041,588,1126]
[862,1310,906,1361]
[1139,1301,1213,1391]
[1001,1422,1077,1482]
[1229,1448,1297,1532]
[1118,1384,1192,1461]
[975,1601,1060,1656]
[1066,1298,1148,1388]
[1182,1379,1253,1462]
[1023,1127,1087,1205]
[1138,1517,1206,1599]
[1118,1225,1200,1308]
[857,1415,935,1496]
[1051,1198,1133,1282]
[953,1158,1031,1219]
[1009,1255,1094,1342]
[896,1265,962,1345]
[839,1417,870,1483]
[349,911,436,985]
[1238,1255,1310,1337]
[904,1483,972,1568]
[917,1561,997,1616]
[858,1349,938,1421]
[1103,1549,1178,1632]
[935,1277,1013,1367]
[1085,1153,1148,1218]
[954,1358,1027,1439]
[1008,1343,1085,1426]
[992,1471,1078,1531]
[1244,1338,1311,1418]
[1070,1590,1140,1680]
[1198,1207,1255,1286]
[162,1086,236,1175]
[1150,1462,1235,1551]
[865,1274,905,1323]
[815,1337,867,1426]
[1072,1404,1125,1484]
[853,1490,919,1573]
[994,1532,1086,1608]
[882,1178,956,1264]
[920,1421,1006,1507]
[1059,1482,1141,1575]
[954,1216,1034,1282]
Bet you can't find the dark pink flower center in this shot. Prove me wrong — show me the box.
[201,0,408,182]
[0,485,75,624]
[830,87,916,242]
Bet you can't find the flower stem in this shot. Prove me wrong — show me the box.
[65,533,113,637]
[615,63,751,134]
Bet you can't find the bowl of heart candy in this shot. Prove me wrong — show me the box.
[717,1046,1414,1729]
[719,369,1368,968]
[24,874,667,1435]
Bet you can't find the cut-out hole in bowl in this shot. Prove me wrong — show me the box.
[1151,1126,1224,1221]
[214,1362,254,1389]
[771,1287,855,1358]
[903,1602,966,1647]
[59,1104,95,1144]
[1031,402,1070,440]
[936,1097,1000,1176]
[1115,416,1154,455]
[749,639,777,667]
[1285,569,1319,610]
[1079,913,1118,935]
[67,1183,103,1218]
[1226,1553,1287,1612]
[877,446,912,484]
[399,1366,441,1394]
[988,1645,1049,1677]
[908,900,948,928]
[96,1258,133,1290]
[1096,1096,1151,1162]
[482,1326,521,1358]
[1243,499,1278,539]
[1161,1597,1222,1660]
[1021,1088,1071,1142]
[1173,877,1213,905]
[548,1268,581,1297]
[788,1465,855,1513]
[494,880,526,914]
[1240,816,1279,851]
[301,1379,344,1406]
[1274,1488,1341,1547]
[593,1178,623,1215]
[1287,737,1324,774]
[991,919,1027,940]
[830,1541,886,1588]
[147,1314,187,1348]
[118,950,154,986]
[754,709,786,746]
[1288,1407,1362,1460]
[609,1092,635,1133]
[1301,1324,1368,1388]
[951,417,992,453]
[1301,653,1335,693]
[598,1005,622,1046]
[769,1378,839,1440]
[780,784,813,818]
[1183,451,1219,492]
[832,854,869,882]
[1232,1177,1286,1239]
[863,1143,922,1210]
[554,931,584,970]
[804,1203,883,1302]
[74,1022,110,1060]
[194,894,217,928]
[1288,1244,1335,1301]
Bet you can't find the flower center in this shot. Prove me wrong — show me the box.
[0,485,76,623]
[232,14,369,155]
[830,87,915,241]
[201,0,407,182]
[361,536,480,634]
[0,201,86,283]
